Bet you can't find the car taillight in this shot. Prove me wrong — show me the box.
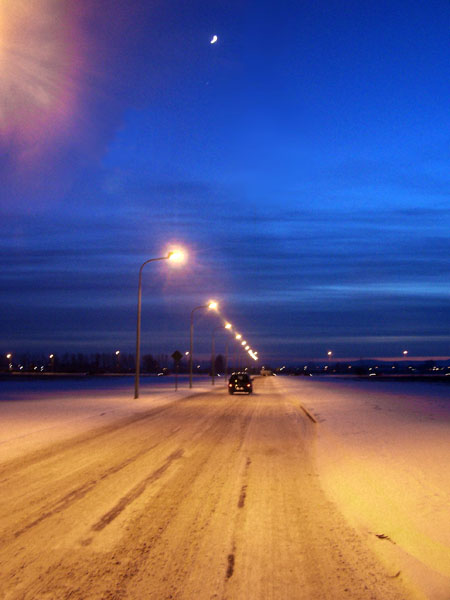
[246,383,251,387]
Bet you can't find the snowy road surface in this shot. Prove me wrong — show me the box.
[0,376,445,599]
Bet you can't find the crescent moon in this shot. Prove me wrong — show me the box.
[210,35,218,44]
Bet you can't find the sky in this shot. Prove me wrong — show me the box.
[1,0,449,363]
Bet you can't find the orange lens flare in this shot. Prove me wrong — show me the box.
[0,1,81,152]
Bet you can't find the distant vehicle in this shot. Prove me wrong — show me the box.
[228,372,253,394]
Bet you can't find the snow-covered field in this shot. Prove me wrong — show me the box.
[0,376,214,463]
[279,376,450,600]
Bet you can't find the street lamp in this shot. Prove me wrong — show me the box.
[223,323,232,380]
[189,300,219,388]
[211,323,231,386]
[134,250,185,399]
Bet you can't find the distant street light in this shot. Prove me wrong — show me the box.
[189,301,219,388]
[134,250,185,399]
[6,353,12,372]
[403,350,408,356]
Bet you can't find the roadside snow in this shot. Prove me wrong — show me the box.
[279,376,450,600]
[0,378,215,463]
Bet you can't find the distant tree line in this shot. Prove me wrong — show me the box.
[0,352,227,375]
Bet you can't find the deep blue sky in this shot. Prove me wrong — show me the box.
[1,0,449,362]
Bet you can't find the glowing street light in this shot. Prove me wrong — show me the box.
[168,249,186,264]
[6,353,12,371]
[222,323,233,378]
[135,249,185,399]
[235,334,242,340]
[403,350,408,356]
[189,300,219,388]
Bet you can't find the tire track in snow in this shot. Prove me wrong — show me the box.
[12,440,164,540]
[90,448,185,533]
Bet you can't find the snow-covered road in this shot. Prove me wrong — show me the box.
[0,376,446,599]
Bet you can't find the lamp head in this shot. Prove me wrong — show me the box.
[168,249,186,265]
[208,301,218,310]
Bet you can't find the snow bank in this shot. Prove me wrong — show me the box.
[279,376,450,600]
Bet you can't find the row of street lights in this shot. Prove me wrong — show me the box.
[189,306,260,389]
[133,248,260,398]
[209,321,259,387]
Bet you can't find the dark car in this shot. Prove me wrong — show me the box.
[228,372,253,394]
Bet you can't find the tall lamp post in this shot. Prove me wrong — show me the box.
[134,250,184,399]
[189,301,218,389]
[211,322,232,386]
[224,322,232,383]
